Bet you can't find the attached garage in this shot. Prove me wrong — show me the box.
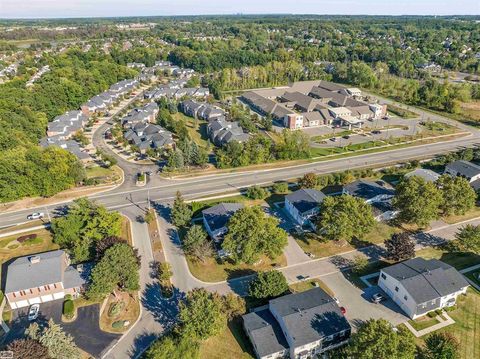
[12,300,29,309]
[29,297,41,304]
[40,294,54,303]
[53,292,65,300]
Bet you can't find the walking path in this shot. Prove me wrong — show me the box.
[404,312,455,338]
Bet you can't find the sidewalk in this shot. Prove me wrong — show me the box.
[404,312,455,338]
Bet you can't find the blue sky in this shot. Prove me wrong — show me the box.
[1,0,479,19]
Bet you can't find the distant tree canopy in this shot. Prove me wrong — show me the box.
[0,48,137,202]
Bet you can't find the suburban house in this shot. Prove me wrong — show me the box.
[378,258,469,319]
[124,123,174,153]
[40,137,92,163]
[207,118,250,146]
[284,189,326,228]
[121,102,159,128]
[46,110,88,139]
[343,179,397,221]
[405,168,440,183]
[202,203,244,241]
[243,287,351,359]
[4,250,85,309]
[445,160,480,189]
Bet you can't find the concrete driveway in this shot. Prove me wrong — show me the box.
[321,272,408,328]
[7,300,119,358]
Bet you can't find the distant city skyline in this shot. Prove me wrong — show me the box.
[1,0,479,19]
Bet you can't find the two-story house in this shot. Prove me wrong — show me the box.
[243,287,351,359]
[284,189,326,228]
[202,203,244,241]
[4,250,85,309]
[378,258,469,319]
[445,160,480,190]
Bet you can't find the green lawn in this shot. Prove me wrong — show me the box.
[295,222,400,259]
[387,104,418,119]
[408,316,441,331]
[172,112,210,148]
[289,279,334,297]
[442,206,480,224]
[414,248,480,271]
[0,229,58,264]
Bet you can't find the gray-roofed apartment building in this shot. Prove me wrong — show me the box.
[378,257,469,319]
[4,250,85,309]
[445,160,480,190]
[243,287,351,359]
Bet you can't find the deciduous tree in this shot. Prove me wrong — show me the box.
[454,224,480,254]
[437,175,476,216]
[420,332,459,359]
[385,232,416,262]
[249,270,289,300]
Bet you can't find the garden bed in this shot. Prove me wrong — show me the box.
[99,292,140,334]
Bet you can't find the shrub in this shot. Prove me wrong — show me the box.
[63,299,75,319]
[17,234,37,243]
[108,301,125,318]
[435,309,443,315]
[427,311,437,318]
[64,294,72,300]
[144,210,155,224]
[272,182,289,194]
[351,255,369,274]
[112,320,126,329]
[246,185,269,200]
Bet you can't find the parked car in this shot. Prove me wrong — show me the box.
[340,306,346,315]
[28,304,40,321]
[333,297,340,305]
[372,130,381,134]
[146,171,153,176]
[330,137,337,142]
[371,293,387,304]
[342,135,350,139]
[27,212,44,220]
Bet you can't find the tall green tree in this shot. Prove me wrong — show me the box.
[87,243,140,300]
[420,332,459,359]
[51,198,122,262]
[393,176,442,227]
[341,319,416,359]
[385,232,416,262]
[144,335,200,359]
[249,270,289,301]
[179,288,226,341]
[183,225,212,261]
[26,319,80,359]
[317,195,375,241]
[171,191,192,227]
[437,175,476,216]
[222,206,288,264]
[454,224,480,254]
[6,339,49,359]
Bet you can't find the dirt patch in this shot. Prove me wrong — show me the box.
[99,292,140,334]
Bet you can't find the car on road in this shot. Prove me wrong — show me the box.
[330,137,337,142]
[371,293,387,304]
[146,171,153,176]
[333,297,340,305]
[340,306,346,315]
[342,135,350,139]
[372,130,381,134]
[27,212,44,220]
[28,304,40,321]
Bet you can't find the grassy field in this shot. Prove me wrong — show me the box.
[387,104,418,119]
[186,254,287,282]
[0,228,58,264]
[289,278,334,297]
[414,247,480,271]
[442,206,480,224]
[408,316,441,331]
[199,318,254,359]
[172,112,210,148]
[294,222,400,258]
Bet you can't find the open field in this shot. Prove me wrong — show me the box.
[172,112,210,148]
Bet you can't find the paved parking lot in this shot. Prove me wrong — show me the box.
[7,300,119,358]
[321,272,408,328]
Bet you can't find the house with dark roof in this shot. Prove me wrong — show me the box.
[121,102,159,128]
[4,250,85,309]
[445,160,480,190]
[405,168,440,183]
[378,258,469,319]
[243,287,351,359]
[124,123,174,153]
[202,203,244,240]
[207,118,250,146]
[285,189,326,228]
[342,179,395,204]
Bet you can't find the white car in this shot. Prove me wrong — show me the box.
[27,212,44,220]
[28,304,40,321]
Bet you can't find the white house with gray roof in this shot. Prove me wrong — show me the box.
[243,287,351,359]
[202,203,244,241]
[445,160,480,190]
[284,189,326,228]
[405,168,441,183]
[378,258,469,319]
[4,250,85,309]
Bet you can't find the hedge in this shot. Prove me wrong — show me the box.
[63,299,75,319]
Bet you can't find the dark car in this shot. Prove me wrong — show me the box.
[371,293,387,304]
[372,130,381,134]
[330,137,337,142]
[342,135,350,139]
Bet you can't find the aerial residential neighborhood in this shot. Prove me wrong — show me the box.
[0,3,479,359]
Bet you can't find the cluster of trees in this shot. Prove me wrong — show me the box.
[248,270,289,302]
[336,318,460,359]
[51,198,123,262]
[0,47,137,202]
[145,288,245,359]
[9,319,82,359]
[216,130,310,168]
[393,175,476,228]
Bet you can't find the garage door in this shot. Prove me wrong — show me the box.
[28,297,41,304]
[53,292,65,300]
[14,300,29,308]
[40,294,54,303]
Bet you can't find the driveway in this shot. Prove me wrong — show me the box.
[321,272,408,328]
[7,300,119,358]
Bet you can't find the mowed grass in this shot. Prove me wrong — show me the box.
[186,254,287,282]
[436,289,480,359]
[0,228,58,264]
[199,318,254,359]
[289,278,334,297]
[295,222,400,258]
[414,247,480,271]
[408,316,441,331]
[173,112,210,148]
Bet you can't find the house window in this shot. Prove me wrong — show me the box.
[395,286,399,292]
[404,295,408,301]
[381,273,386,280]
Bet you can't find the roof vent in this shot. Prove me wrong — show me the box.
[29,256,41,264]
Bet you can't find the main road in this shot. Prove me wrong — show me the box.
[1,129,479,227]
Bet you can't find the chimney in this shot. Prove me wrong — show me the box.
[29,256,41,264]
